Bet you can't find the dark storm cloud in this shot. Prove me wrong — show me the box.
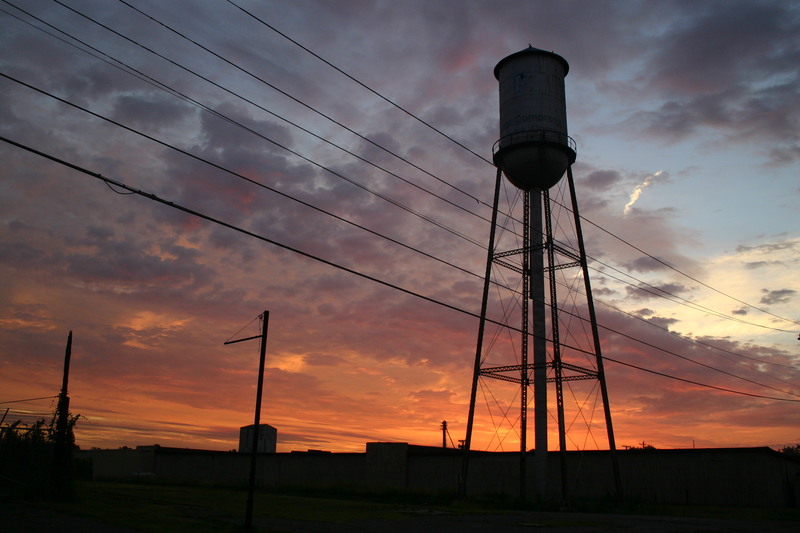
[86,225,115,241]
[197,102,294,158]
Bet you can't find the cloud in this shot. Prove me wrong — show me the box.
[583,169,622,191]
[619,83,800,159]
[598,2,800,162]
[635,2,800,97]
[1,0,798,454]
[623,256,672,274]
[737,241,798,254]
[759,289,796,306]
[111,93,192,130]
[625,281,692,302]
[744,260,784,270]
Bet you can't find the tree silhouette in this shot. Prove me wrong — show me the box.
[0,409,80,499]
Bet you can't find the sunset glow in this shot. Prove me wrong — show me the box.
[1,1,798,455]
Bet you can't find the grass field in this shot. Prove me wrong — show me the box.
[27,481,432,532]
[17,480,800,533]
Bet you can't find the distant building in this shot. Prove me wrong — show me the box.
[238,424,277,453]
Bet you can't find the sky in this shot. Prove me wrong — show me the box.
[1,0,798,454]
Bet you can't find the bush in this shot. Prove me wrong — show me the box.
[781,444,800,456]
[0,409,80,499]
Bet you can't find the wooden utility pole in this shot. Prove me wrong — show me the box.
[52,330,73,499]
[225,311,270,530]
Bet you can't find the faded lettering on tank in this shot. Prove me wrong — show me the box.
[515,114,557,125]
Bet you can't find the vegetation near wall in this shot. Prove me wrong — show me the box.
[0,409,80,499]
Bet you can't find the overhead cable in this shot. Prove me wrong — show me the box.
[603,356,800,403]
[0,72,484,265]
[233,0,799,334]
[224,0,491,198]
[114,0,487,207]
[6,135,799,406]
[40,0,484,247]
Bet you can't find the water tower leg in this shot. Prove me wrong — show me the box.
[566,166,623,501]
[530,189,549,500]
[460,168,503,498]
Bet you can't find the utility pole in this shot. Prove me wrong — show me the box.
[225,311,270,531]
[52,330,73,499]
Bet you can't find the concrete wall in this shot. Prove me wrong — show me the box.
[263,451,364,490]
[80,444,800,507]
[613,448,800,507]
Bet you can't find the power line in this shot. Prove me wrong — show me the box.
[596,321,800,399]
[0,3,184,101]
[0,67,511,323]
[1,134,481,321]
[543,194,799,334]
[591,293,798,372]
[5,134,798,407]
[231,0,798,334]
[603,356,800,403]
[224,0,492,195]
[21,0,787,344]
[35,1,484,248]
[577,209,800,329]
[0,71,485,274]
[587,256,793,334]
[5,73,793,405]
[16,0,491,227]
[113,0,487,208]
[5,6,796,403]
[1,4,485,248]
[0,396,58,405]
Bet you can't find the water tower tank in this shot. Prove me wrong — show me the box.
[493,46,576,191]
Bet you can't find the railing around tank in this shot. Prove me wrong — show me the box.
[493,130,577,157]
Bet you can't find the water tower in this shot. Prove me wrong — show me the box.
[461,46,620,502]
